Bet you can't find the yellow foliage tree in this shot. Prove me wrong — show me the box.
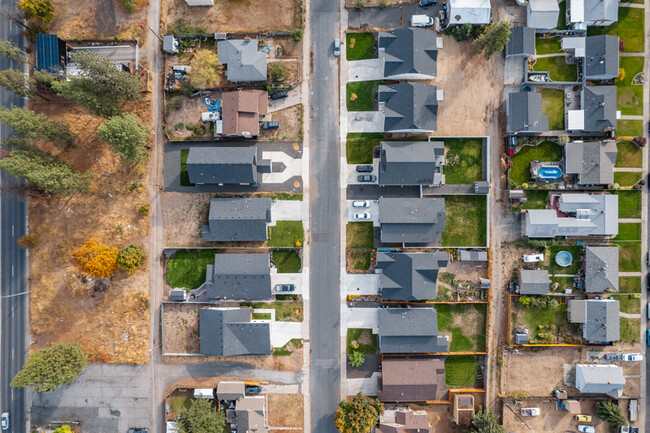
[189,50,220,88]
[72,238,118,278]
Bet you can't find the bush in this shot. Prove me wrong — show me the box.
[117,244,146,274]
[634,136,647,147]
[17,234,38,249]
[138,204,150,215]
[349,350,364,367]
[116,0,136,12]
[11,343,88,392]
[596,400,627,429]
[445,23,473,41]
[291,28,304,42]
[355,1,364,10]
[378,0,390,9]
[268,62,287,83]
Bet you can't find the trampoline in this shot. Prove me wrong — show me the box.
[555,251,573,267]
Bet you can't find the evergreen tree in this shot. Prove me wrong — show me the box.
[473,22,511,60]
[117,244,146,274]
[467,407,506,433]
[596,400,627,428]
[348,351,365,367]
[11,343,88,392]
[178,398,227,433]
[97,113,150,164]
[0,107,75,149]
[0,40,28,64]
[446,23,473,42]
[0,68,33,98]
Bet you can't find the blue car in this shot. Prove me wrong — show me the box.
[646,329,650,346]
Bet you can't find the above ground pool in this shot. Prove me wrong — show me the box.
[537,166,563,180]
[555,251,573,267]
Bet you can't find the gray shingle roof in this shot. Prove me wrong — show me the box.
[564,140,617,185]
[379,83,438,133]
[575,364,625,397]
[506,27,536,56]
[203,198,272,242]
[584,246,619,293]
[527,0,560,29]
[379,141,445,186]
[378,28,438,79]
[217,381,246,400]
[518,270,550,294]
[583,86,617,133]
[218,39,267,82]
[585,35,619,80]
[205,254,271,300]
[199,307,271,356]
[583,0,618,24]
[507,92,550,133]
[458,250,488,261]
[377,252,448,301]
[378,308,448,354]
[187,147,269,185]
[234,396,267,433]
[379,198,446,244]
[568,299,620,342]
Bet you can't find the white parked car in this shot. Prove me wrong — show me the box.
[622,353,643,362]
[352,200,369,208]
[522,254,544,263]
[578,426,595,433]
[1,412,8,431]
[354,212,371,220]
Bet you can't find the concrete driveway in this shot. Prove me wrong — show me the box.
[347,307,379,333]
[348,59,383,82]
[347,200,380,226]
[348,111,384,133]
[271,200,303,223]
[346,161,378,185]
[271,321,303,347]
[346,273,380,296]
[270,272,303,295]
[346,373,381,397]
[268,88,302,113]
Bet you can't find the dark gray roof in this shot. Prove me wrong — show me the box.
[505,27,536,57]
[518,270,550,294]
[378,308,448,354]
[378,27,438,79]
[218,39,267,82]
[584,246,619,293]
[575,364,625,397]
[203,198,272,242]
[205,254,271,300]
[583,86,617,133]
[507,92,550,133]
[474,181,490,194]
[458,250,488,261]
[568,299,619,343]
[377,252,448,301]
[187,147,269,185]
[168,288,186,301]
[583,0,618,25]
[585,35,619,79]
[564,140,617,185]
[199,308,271,356]
[379,83,438,132]
[379,198,446,244]
[379,141,445,186]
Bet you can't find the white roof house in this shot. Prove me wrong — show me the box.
[527,0,560,29]
[184,0,213,5]
[447,0,491,25]
[569,0,618,28]
[575,364,625,397]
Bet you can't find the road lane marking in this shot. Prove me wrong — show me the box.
[12,347,14,359]
[11,225,14,236]
[11,265,14,276]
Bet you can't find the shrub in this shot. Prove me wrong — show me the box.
[355,1,364,10]
[349,350,364,367]
[117,244,146,274]
[138,204,150,215]
[116,0,136,12]
[17,234,38,249]
[291,28,304,42]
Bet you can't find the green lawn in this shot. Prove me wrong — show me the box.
[444,138,483,184]
[437,303,487,352]
[347,328,378,355]
[614,223,642,241]
[180,149,193,186]
[550,276,574,292]
[619,276,641,293]
[557,1,567,29]
[346,80,384,111]
[510,190,549,212]
[445,355,478,387]
[441,195,487,247]
[610,294,640,314]
[541,88,565,130]
[252,312,272,320]
[346,133,383,164]
[240,301,303,321]
[348,251,372,271]
[536,37,562,54]
[268,221,304,247]
[617,57,644,115]
[548,245,582,275]
[272,250,302,273]
[614,242,642,272]
[533,56,577,82]
[617,119,643,137]
[346,222,374,248]
[509,141,564,186]
[166,249,220,291]
[616,140,643,168]
[516,302,569,343]
[346,33,376,61]
[614,190,641,218]
[614,171,642,187]
[588,7,645,53]
[620,317,640,344]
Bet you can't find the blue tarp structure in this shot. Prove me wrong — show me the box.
[36,34,66,74]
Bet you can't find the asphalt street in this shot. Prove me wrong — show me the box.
[0,0,29,431]
[308,0,341,432]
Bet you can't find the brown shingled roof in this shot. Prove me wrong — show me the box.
[377,358,444,403]
[222,89,268,136]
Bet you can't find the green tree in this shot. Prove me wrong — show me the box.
[0,107,75,149]
[97,113,150,164]
[268,62,287,83]
[178,398,227,433]
[596,400,627,429]
[348,350,365,367]
[0,149,90,195]
[472,22,511,60]
[18,0,54,24]
[53,426,72,433]
[117,244,146,273]
[0,68,34,98]
[334,393,383,433]
[189,49,219,88]
[51,51,141,117]
[467,407,506,433]
[116,0,137,12]
[291,28,304,42]
[0,40,27,64]
[10,343,88,392]
[446,23,473,42]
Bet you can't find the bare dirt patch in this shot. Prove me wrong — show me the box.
[502,398,608,433]
[407,394,485,433]
[260,104,303,143]
[267,394,304,428]
[165,96,217,141]
[162,192,211,247]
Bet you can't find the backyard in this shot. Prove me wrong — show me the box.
[437,303,487,352]
[346,133,383,164]
[268,221,304,247]
[346,33,376,61]
[510,190,548,212]
[511,297,579,344]
[533,56,577,82]
[166,249,221,291]
[346,80,384,111]
[615,140,642,168]
[441,195,487,247]
[613,242,641,272]
[617,119,643,137]
[540,88,565,130]
[548,245,582,275]
[272,250,302,273]
[614,190,641,218]
[614,171,642,187]
[535,36,562,55]
[509,140,563,186]
[444,355,478,387]
[616,56,644,115]
[587,6,645,53]
[444,138,483,184]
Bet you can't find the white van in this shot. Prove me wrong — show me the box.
[522,254,544,263]
[410,15,434,27]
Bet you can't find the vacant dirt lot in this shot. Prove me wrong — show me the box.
[162,192,211,246]
[260,105,303,143]
[502,398,608,433]
[408,394,485,433]
[268,394,304,428]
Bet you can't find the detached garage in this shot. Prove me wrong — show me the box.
[447,0,491,25]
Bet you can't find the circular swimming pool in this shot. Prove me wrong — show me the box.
[555,251,573,267]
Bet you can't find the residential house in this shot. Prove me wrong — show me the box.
[184,0,213,5]
[474,181,490,194]
[186,147,271,186]
[202,197,272,242]
[564,140,617,186]
[574,364,625,397]
[453,395,475,425]
[199,307,271,356]
[227,396,268,433]
[505,27,536,57]
[217,381,246,400]
[458,250,488,262]
[447,0,491,25]
[222,89,269,137]
[584,246,619,293]
[523,193,618,238]
[35,34,68,76]
[377,409,432,433]
[506,92,550,134]
[376,252,448,301]
[518,270,550,295]
[562,36,586,58]
[377,359,444,402]
[378,198,446,245]
[568,298,620,343]
[379,83,439,133]
[378,28,438,80]
[567,86,617,133]
[585,35,619,80]
[218,39,267,83]
[168,288,186,301]
[378,308,449,354]
[204,254,271,300]
[527,0,560,30]
[569,0,618,28]
[378,141,445,187]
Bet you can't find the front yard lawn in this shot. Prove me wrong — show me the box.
[620,317,640,344]
[509,141,564,186]
[610,294,640,314]
[180,149,193,187]
[536,36,562,54]
[614,223,642,241]
[437,303,487,352]
[533,56,577,82]
[346,33,376,61]
[587,7,644,53]
[347,328,378,355]
[272,250,302,273]
[268,221,304,247]
[614,190,641,218]
[272,338,303,356]
[166,249,220,291]
[240,301,303,321]
[444,138,483,184]
[616,56,644,115]
[346,222,374,249]
[617,119,643,137]
[346,133,383,164]
[619,276,641,293]
[548,245,582,275]
[445,355,478,387]
[346,80,384,111]
[614,171,642,188]
[614,242,641,272]
[541,88,565,130]
[347,250,372,271]
[615,140,643,168]
[441,195,487,247]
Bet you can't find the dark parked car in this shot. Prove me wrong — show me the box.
[604,353,621,361]
[269,91,288,100]
[357,175,377,182]
[245,385,263,394]
[419,0,436,6]
[263,121,279,129]
[356,165,373,172]
[647,329,650,346]
[274,284,295,292]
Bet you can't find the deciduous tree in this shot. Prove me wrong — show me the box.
[53,426,72,433]
[178,398,227,433]
[596,400,627,428]
[18,0,54,24]
[467,407,506,433]
[0,107,75,149]
[97,113,150,164]
[473,21,511,60]
[10,343,88,392]
[334,393,383,433]
[189,49,220,88]
[117,244,146,273]
[73,238,119,278]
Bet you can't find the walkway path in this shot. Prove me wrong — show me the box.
[620,218,643,223]
[614,167,644,172]
[620,312,642,319]
[620,114,644,120]
[620,272,644,276]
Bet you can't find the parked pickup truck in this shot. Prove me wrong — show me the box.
[520,408,540,416]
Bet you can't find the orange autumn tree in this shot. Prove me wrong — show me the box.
[72,238,118,278]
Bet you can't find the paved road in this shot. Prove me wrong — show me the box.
[0,0,28,431]
[348,4,443,30]
[308,0,341,432]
